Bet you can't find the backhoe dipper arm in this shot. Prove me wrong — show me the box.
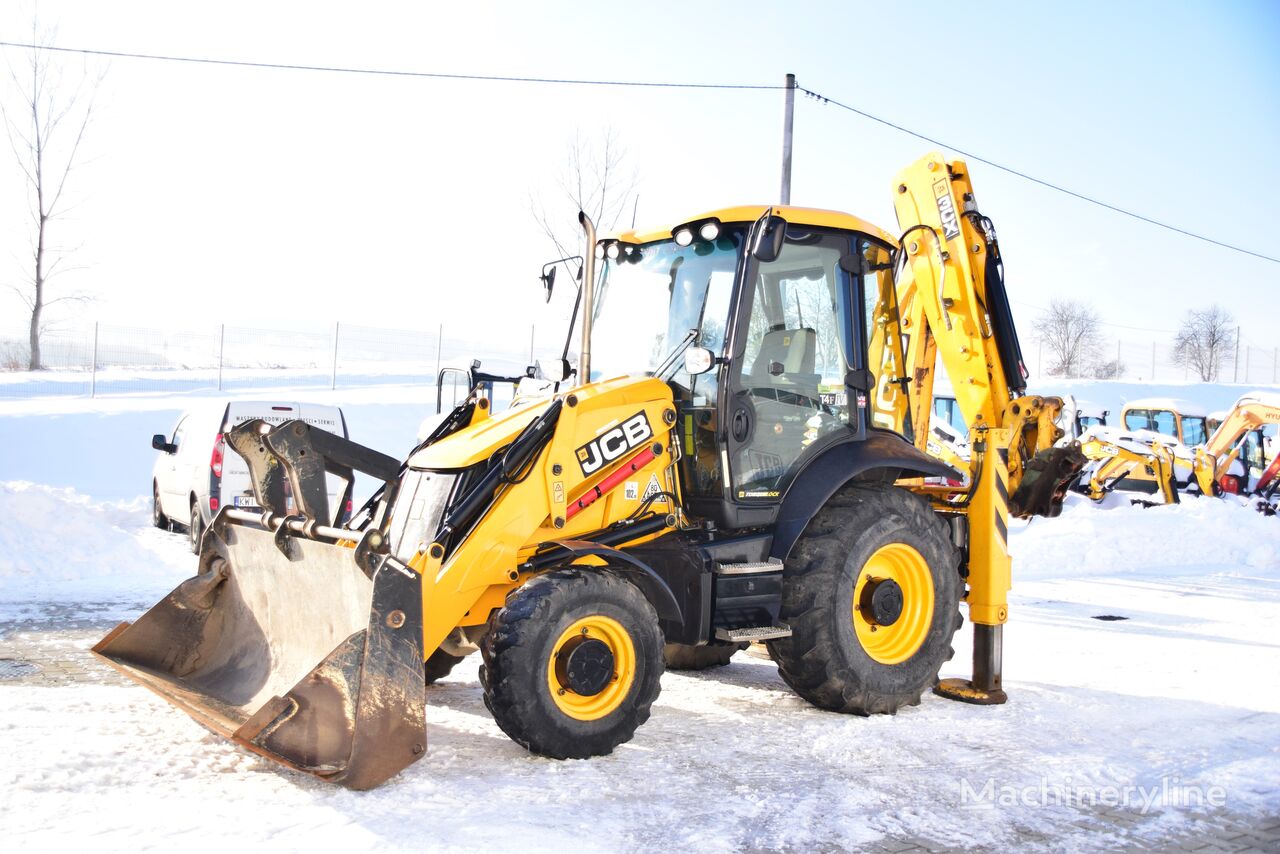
[886,153,1080,705]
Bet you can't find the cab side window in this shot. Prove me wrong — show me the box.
[1124,409,1151,431]
[1182,417,1207,447]
[171,417,188,453]
[1152,410,1177,438]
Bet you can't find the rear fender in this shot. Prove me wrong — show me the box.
[770,429,958,561]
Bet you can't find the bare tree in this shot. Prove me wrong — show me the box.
[530,128,638,262]
[2,23,101,370]
[1033,298,1103,378]
[1173,305,1235,382]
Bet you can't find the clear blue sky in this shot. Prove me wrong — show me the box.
[0,0,1276,358]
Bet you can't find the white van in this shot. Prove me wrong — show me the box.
[151,401,350,551]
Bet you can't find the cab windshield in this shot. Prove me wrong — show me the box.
[589,231,743,386]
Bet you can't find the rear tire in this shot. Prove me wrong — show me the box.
[767,483,961,715]
[663,641,745,670]
[480,568,663,759]
[152,484,168,530]
[423,648,464,685]
[189,501,203,554]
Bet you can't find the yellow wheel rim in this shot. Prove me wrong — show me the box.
[852,543,934,665]
[547,615,636,721]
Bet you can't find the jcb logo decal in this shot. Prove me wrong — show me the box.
[933,178,961,241]
[576,411,653,476]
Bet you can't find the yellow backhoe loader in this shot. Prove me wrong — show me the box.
[95,153,1082,789]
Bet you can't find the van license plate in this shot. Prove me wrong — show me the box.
[233,496,258,508]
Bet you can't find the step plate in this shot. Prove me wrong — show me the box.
[715,624,792,642]
[714,559,784,576]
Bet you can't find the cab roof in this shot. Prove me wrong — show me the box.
[606,205,899,247]
[1121,397,1208,418]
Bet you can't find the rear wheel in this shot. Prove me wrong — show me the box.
[480,568,663,759]
[663,641,746,670]
[152,484,168,529]
[423,648,465,685]
[188,501,203,554]
[767,483,961,715]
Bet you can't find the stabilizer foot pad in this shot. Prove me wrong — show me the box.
[934,677,1008,706]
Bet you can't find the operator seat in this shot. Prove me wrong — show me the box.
[749,327,821,405]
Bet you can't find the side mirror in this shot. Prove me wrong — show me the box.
[152,434,173,453]
[750,214,787,262]
[537,358,572,384]
[540,266,556,303]
[683,346,716,376]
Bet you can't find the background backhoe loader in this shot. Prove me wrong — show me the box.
[95,153,1082,789]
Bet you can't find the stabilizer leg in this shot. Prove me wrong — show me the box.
[935,426,1010,706]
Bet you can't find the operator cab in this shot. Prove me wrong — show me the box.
[588,206,906,530]
[1121,398,1208,447]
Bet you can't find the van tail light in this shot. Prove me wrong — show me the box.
[209,496,219,512]
[346,498,353,515]
[211,433,225,479]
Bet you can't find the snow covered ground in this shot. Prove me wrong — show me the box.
[2,385,1279,851]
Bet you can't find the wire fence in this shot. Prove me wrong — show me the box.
[0,321,559,399]
[3,321,1276,399]
[1027,335,1278,385]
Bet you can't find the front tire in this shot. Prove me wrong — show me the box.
[767,483,961,715]
[480,568,663,759]
[152,484,168,530]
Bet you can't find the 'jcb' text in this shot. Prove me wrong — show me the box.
[576,412,653,476]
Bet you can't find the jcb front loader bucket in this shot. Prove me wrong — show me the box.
[93,516,427,790]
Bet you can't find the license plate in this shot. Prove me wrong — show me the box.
[233,495,259,508]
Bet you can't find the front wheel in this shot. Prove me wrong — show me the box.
[152,484,168,529]
[480,568,663,759]
[767,483,961,715]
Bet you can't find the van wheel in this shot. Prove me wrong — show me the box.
[152,484,168,530]
[189,502,203,554]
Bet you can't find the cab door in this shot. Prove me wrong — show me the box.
[723,229,858,504]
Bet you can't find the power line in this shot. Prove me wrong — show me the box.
[0,40,783,90]
[1,40,1274,265]
[797,86,1280,266]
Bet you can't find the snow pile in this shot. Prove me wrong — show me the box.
[1012,493,1280,581]
[0,481,191,605]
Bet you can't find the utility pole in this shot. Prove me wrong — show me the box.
[1233,325,1241,383]
[780,73,796,205]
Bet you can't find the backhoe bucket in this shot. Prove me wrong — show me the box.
[92,517,427,790]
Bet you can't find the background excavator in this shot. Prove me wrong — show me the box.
[1074,394,1279,506]
[94,153,1082,790]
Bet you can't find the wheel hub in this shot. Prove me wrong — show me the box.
[859,577,904,626]
[556,637,615,697]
